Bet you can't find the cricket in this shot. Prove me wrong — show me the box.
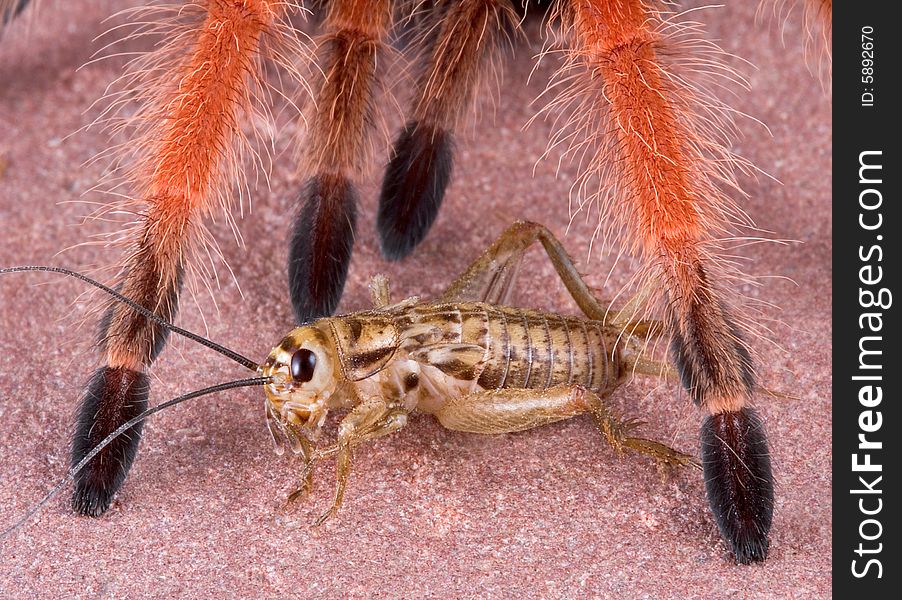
[2,220,784,563]
[1,222,706,533]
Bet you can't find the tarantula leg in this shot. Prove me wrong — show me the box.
[74,0,288,516]
[76,226,187,517]
[557,0,773,562]
[72,366,151,516]
[378,122,453,260]
[701,406,773,563]
[288,174,357,322]
[378,0,517,260]
[292,0,393,322]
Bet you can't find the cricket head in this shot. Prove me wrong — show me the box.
[259,322,341,455]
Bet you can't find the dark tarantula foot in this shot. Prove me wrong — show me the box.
[289,173,358,323]
[378,121,454,261]
[71,366,149,516]
[702,407,774,564]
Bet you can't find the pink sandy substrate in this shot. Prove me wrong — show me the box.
[0,2,831,598]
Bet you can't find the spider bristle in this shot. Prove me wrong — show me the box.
[71,367,150,517]
[758,0,831,94]
[701,407,774,564]
[378,121,454,260]
[288,174,357,322]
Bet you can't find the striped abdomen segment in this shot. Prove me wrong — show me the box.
[473,306,621,394]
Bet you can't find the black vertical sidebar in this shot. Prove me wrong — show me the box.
[834,3,900,596]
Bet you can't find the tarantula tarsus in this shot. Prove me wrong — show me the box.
[1,0,832,565]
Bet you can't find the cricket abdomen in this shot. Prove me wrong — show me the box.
[395,303,624,395]
[477,306,621,394]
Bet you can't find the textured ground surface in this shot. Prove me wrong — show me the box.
[0,2,831,598]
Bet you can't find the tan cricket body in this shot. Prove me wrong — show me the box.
[263,301,626,435]
[257,222,696,524]
[0,225,773,557]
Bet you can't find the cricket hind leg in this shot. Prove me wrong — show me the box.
[586,391,698,470]
[441,220,665,370]
[441,220,637,328]
[431,385,696,469]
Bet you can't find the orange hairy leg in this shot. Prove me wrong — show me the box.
[288,0,393,322]
[75,0,288,517]
[377,0,517,259]
[557,0,772,563]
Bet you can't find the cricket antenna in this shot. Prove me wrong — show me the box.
[0,266,260,371]
[0,376,270,539]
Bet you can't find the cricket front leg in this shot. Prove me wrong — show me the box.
[312,401,409,526]
[431,385,695,469]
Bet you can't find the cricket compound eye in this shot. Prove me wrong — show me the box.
[290,349,317,383]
